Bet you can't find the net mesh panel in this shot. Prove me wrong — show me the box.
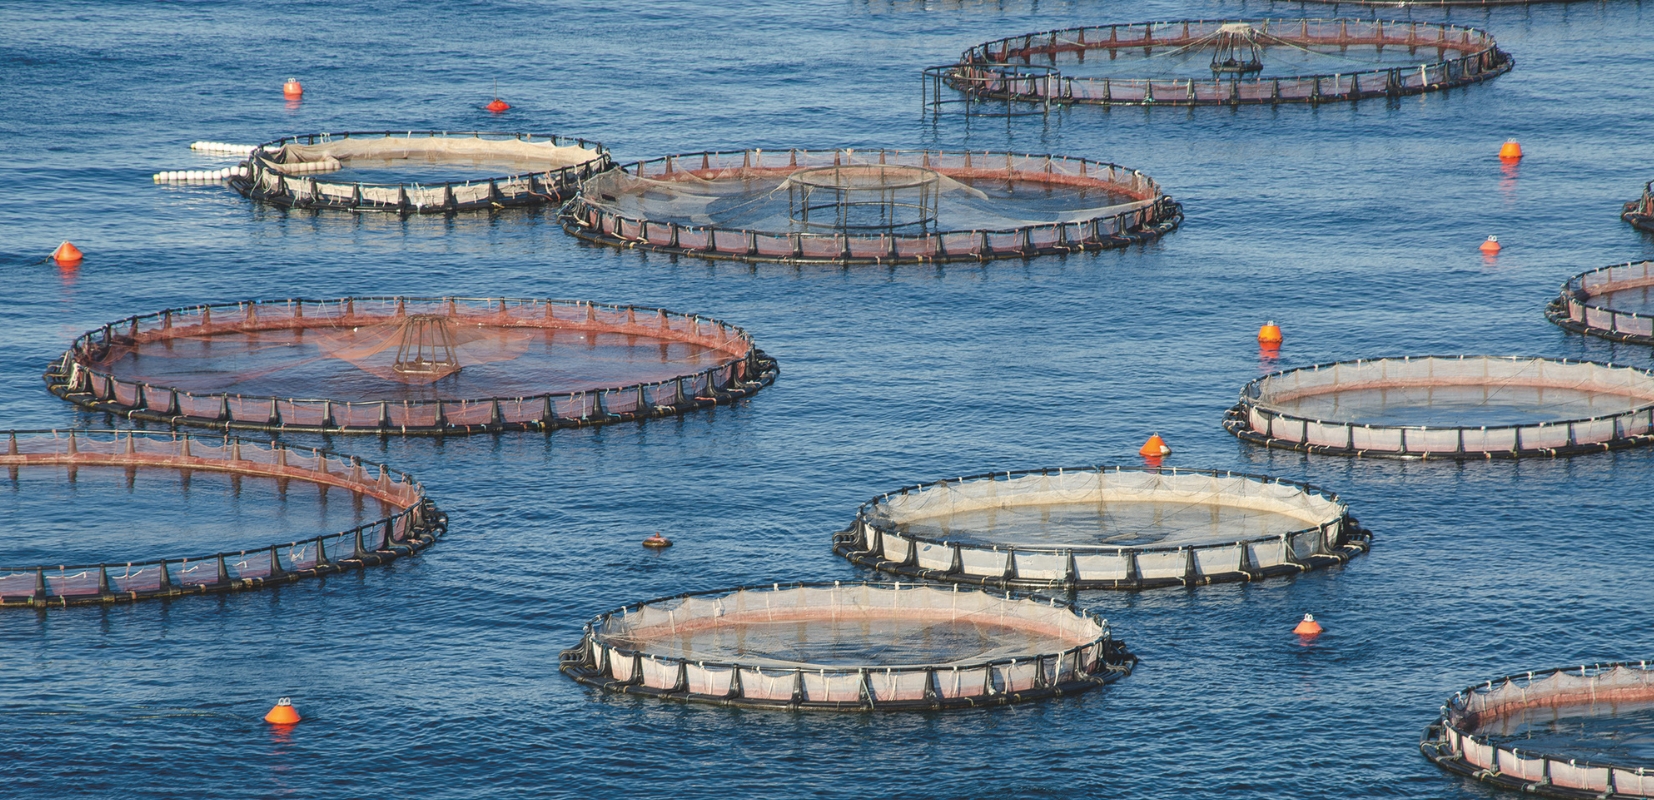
[46,297,774,435]
[945,19,1510,108]
[561,148,1181,265]
[1228,356,1654,458]
[1424,663,1654,798]
[0,430,443,608]
[561,582,1132,710]
[1550,261,1654,345]
[233,131,612,214]
[837,467,1365,590]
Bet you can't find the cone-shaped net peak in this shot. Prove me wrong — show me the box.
[967,19,1503,83]
[867,469,1342,549]
[77,298,752,404]
[596,584,1102,670]
[579,149,1153,234]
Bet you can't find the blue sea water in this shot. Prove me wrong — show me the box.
[3,0,1654,797]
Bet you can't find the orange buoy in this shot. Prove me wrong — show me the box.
[1498,139,1522,162]
[1257,321,1283,345]
[282,78,303,99]
[1138,434,1171,458]
[52,241,83,267]
[263,697,301,725]
[642,532,673,549]
[486,98,510,113]
[1293,613,1323,636]
[1479,235,1502,254]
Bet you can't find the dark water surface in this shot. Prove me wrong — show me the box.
[4,0,1654,797]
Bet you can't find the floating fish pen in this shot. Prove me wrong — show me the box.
[229,131,611,214]
[929,19,1511,111]
[1293,0,1599,6]
[1422,662,1654,799]
[1624,182,1654,234]
[833,466,1369,591]
[560,148,1181,265]
[0,430,444,609]
[558,581,1135,711]
[1224,356,1654,459]
[1547,261,1654,345]
[45,297,777,436]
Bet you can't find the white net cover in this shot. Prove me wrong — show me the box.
[270,134,598,182]
[596,583,1102,670]
[1430,663,1654,798]
[1238,357,1654,456]
[867,468,1341,550]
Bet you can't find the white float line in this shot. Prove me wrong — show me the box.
[153,166,249,183]
[189,141,258,156]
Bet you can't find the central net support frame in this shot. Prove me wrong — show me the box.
[1422,661,1654,799]
[1546,261,1654,345]
[229,131,613,214]
[1224,356,1654,459]
[833,466,1370,591]
[934,19,1511,111]
[44,296,778,436]
[561,148,1182,265]
[558,581,1137,711]
[0,429,446,609]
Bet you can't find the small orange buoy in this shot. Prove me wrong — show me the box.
[1498,139,1523,162]
[1257,321,1283,345]
[282,78,303,99]
[263,697,301,725]
[1138,434,1171,458]
[486,98,511,113]
[1293,613,1323,636]
[1479,235,1502,254]
[642,532,673,549]
[52,241,83,267]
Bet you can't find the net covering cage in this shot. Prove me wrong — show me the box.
[560,148,1182,265]
[1224,356,1654,459]
[936,19,1511,109]
[1547,261,1654,346]
[559,581,1136,711]
[229,131,612,214]
[0,429,445,609]
[833,466,1370,591]
[1624,182,1654,234]
[44,297,778,436]
[1422,662,1654,799]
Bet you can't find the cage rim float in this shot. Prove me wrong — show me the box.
[228,130,614,215]
[833,465,1371,591]
[1546,260,1654,346]
[559,147,1183,266]
[1623,182,1654,234]
[0,428,446,610]
[1286,0,1601,7]
[937,18,1512,110]
[558,580,1136,711]
[1421,660,1654,799]
[44,295,778,437]
[1223,355,1654,459]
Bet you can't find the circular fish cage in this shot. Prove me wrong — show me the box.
[560,148,1182,265]
[229,131,612,214]
[1624,182,1654,234]
[1224,356,1654,459]
[934,19,1511,109]
[833,466,1370,591]
[558,581,1136,711]
[0,429,445,609]
[44,297,778,436]
[1422,662,1654,799]
[1546,261,1654,345]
